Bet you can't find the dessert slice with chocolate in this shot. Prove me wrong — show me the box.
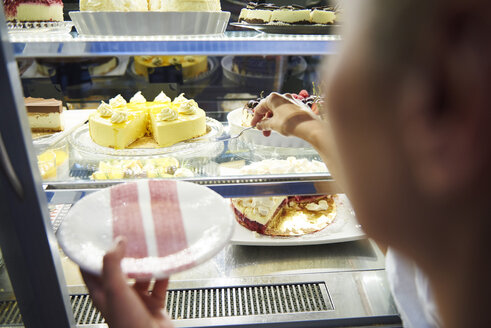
[239,2,278,24]
[310,6,336,25]
[25,97,65,132]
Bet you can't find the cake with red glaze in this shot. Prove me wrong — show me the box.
[3,0,63,22]
[241,89,323,127]
[232,195,337,237]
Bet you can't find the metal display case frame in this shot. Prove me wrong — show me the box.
[0,7,400,327]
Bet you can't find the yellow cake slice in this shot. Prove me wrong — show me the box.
[148,93,206,147]
[89,95,148,149]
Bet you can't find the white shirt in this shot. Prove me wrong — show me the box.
[386,248,442,328]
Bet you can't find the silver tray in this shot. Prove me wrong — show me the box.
[69,117,224,158]
[70,11,230,36]
[230,22,340,35]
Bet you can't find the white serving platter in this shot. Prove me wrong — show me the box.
[57,180,235,279]
[69,11,230,36]
[230,194,366,246]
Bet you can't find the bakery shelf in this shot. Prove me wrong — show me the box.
[10,31,341,58]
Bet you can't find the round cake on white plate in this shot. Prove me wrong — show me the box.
[80,0,221,11]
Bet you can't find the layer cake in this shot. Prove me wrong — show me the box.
[25,97,65,132]
[4,0,63,22]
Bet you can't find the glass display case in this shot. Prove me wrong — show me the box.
[0,6,401,327]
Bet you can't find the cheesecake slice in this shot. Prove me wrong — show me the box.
[270,5,311,24]
[239,2,277,24]
[148,94,207,147]
[89,100,148,150]
[310,7,336,25]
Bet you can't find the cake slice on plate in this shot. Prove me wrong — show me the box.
[25,97,65,132]
[4,0,63,22]
[232,195,337,236]
[148,93,207,147]
[232,196,287,235]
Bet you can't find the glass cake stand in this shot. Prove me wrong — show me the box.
[69,117,225,159]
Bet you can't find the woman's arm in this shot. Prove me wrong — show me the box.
[251,92,343,186]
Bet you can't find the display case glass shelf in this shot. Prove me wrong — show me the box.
[10,31,341,57]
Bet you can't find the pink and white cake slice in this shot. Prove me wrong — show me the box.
[4,0,63,22]
[57,180,234,280]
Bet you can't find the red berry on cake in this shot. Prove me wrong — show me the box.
[298,89,309,98]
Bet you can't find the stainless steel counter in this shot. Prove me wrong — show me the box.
[172,238,385,281]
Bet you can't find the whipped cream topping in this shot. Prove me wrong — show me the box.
[158,107,178,121]
[178,99,198,115]
[154,91,171,103]
[173,93,188,105]
[240,157,328,175]
[240,197,277,217]
[305,200,329,212]
[110,111,128,124]
[173,167,194,178]
[129,91,146,104]
[109,94,127,108]
[97,101,113,117]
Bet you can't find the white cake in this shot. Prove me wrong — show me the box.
[80,0,148,11]
[148,0,221,11]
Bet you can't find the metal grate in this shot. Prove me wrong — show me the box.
[0,282,332,326]
[71,294,105,325]
[166,283,332,320]
[0,300,22,326]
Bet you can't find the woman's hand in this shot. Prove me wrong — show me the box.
[81,238,174,328]
[251,92,321,142]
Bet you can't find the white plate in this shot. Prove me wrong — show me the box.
[69,117,224,157]
[230,194,365,246]
[57,180,234,279]
[227,108,312,148]
[70,11,230,36]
